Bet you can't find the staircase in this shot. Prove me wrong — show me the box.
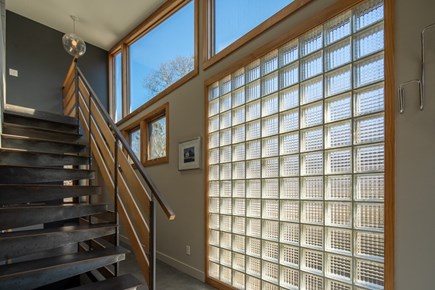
[0,104,142,289]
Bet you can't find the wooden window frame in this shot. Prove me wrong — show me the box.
[109,0,198,125]
[203,0,395,289]
[203,0,314,70]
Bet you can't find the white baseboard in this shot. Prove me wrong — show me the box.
[119,234,205,282]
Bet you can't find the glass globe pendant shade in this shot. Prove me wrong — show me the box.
[62,32,86,57]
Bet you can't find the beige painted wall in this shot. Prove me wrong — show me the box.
[118,0,435,287]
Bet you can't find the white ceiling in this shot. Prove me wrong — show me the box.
[6,0,167,51]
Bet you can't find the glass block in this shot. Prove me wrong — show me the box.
[233,216,245,233]
[353,0,384,32]
[209,148,219,165]
[355,83,384,116]
[232,125,246,143]
[233,270,245,289]
[247,237,262,257]
[247,276,262,290]
[220,146,232,163]
[325,254,352,282]
[280,222,300,245]
[302,152,324,176]
[262,72,279,96]
[220,248,232,267]
[262,261,279,284]
[209,131,219,149]
[246,80,261,102]
[355,174,384,200]
[247,179,261,198]
[209,213,219,230]
[326,202,352,228]
[280,132,299,155]
[263,179,279,199]
[325,121,352,148]
[280,109,299,133]
[220,129,232,146]
[354,53,384,88]
[232,106,245,126]
[301,127,323,152]
[233,88,245,109]
[301,76,323,105]
[325,38,352,71]
[280,61,299,89]
[262,137,279,157]
[325,93,352,123]
[246,140,261,160]
[209,181,219,197]
[301,26,323,57]
[263,241,279,262]
[209,262,219,279]
[209,82,219,100]
[263,220,279,241]
[325,227,352,254]
[354,22,384,60]
[233,234,246,253]
[355,144,384,172]
[209,229,220,246]
[280,244,299,267]
[232,68,245,90]
[209,99,220,117]
[301,249,324,275]
[246,159,261,179]
[302,201,324,225]
[280,200,299,222]
[301,51,323,81]
[262,94,279,117]
[220,93,232,113]
[220,215,232,232]
[209,115,219,132]
[247,256,262,277]
[355,259,384,289]
[302,102,323,128]
[301,176,324,199]
[233,253,245,272]
[209,165,219,181]
[325,11,351,45]
[355,203,384,230]
[247,100,261,121]
[209,197,220,214]
[280,266,299,289]
[220,111,232,129]
[262,158,279,178]
[326,175,352,200]
[326,149,352,174]
[233,199,246,216]
[355,114,384,144]
[326,279,352,290]
[220,266,232,284]
[220,181,232,197]
[246,59,261,83]
[232,143,245,162]
[220,163,232,180]
[263,200,279,220]
[232,180,245,198]
[280,178,300,199]
[280,85,299,111]
[247,199,261,218]
[280,155,299,177]
[279,39,299,67]
[262,50,279,75]
[302,225,324,249]
[209,246,219,263]
[355,231,384,259]
[247,218,262,238]
[246,120,261,141]
[220,75,232,95]
[233,161,246,179]
[325,65,352,97]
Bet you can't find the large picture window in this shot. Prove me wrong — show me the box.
[206,0,389,289]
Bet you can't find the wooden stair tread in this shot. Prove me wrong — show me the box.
[4,104,77,126]
[0,147,88,158]
[0,164,93,171]
[3,122,82,137]
[67,274,142,290]
[1,134,86,147]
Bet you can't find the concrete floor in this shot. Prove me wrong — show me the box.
[119,252,216,290]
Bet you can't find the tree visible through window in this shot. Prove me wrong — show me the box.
[148,116,167,160]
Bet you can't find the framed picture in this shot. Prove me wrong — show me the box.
[178,137,201,170]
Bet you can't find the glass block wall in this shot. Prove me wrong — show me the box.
[206,0,385,289]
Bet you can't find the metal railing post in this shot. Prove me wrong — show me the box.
[150,200,156,290]
[114,136,120,276]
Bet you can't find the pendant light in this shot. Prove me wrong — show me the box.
[62,15,86,58]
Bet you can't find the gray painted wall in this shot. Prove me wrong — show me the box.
[5,11,108,114]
